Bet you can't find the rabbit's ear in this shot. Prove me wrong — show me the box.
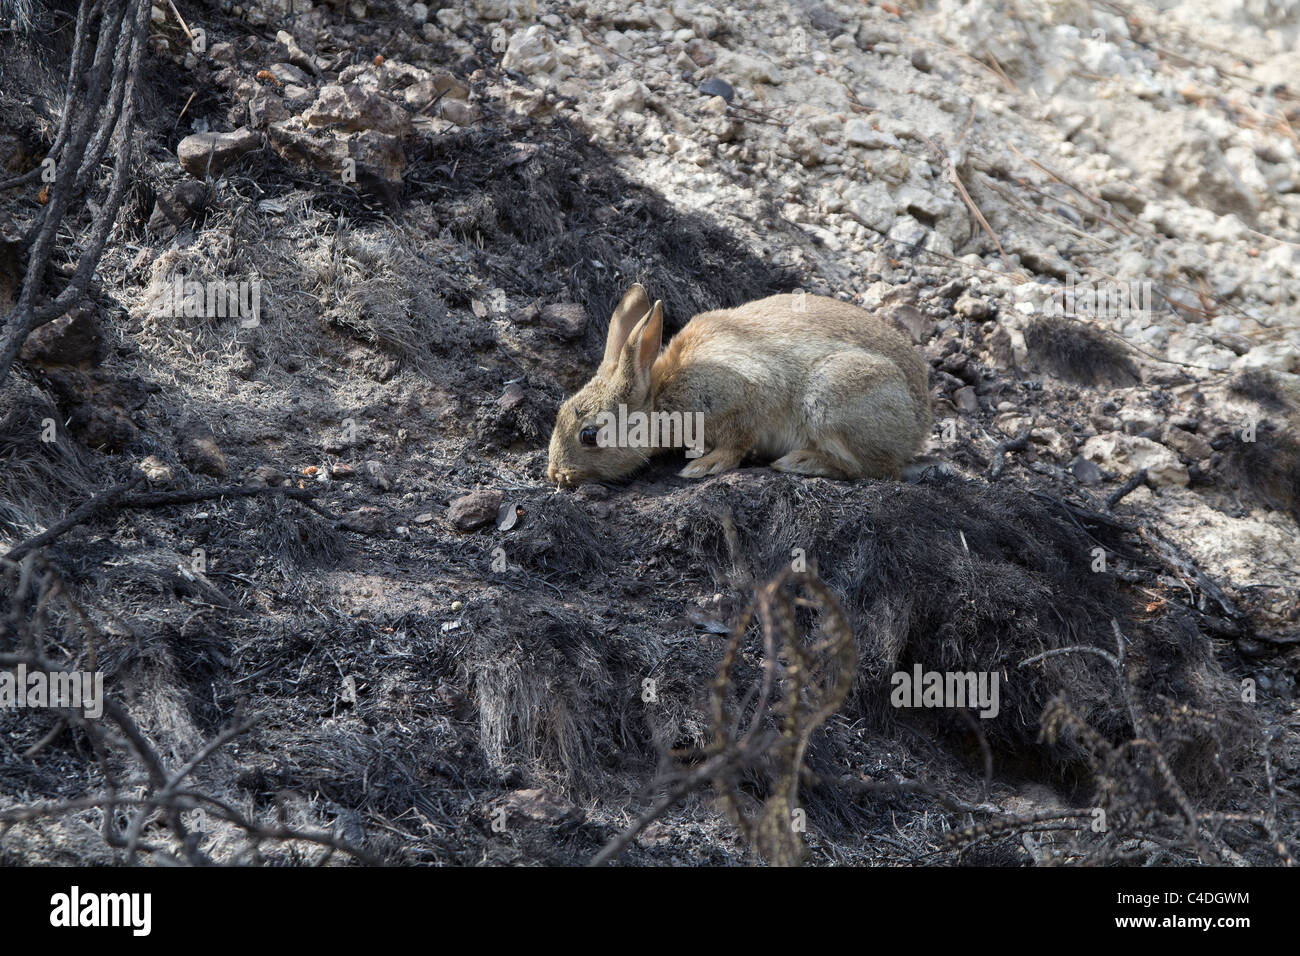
[600,284,650,377]
[625,300,663,385]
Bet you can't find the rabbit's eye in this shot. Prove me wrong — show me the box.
[579,426,600,447]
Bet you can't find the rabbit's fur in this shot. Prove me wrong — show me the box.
[547,284,931,485]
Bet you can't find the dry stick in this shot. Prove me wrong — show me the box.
[1005,143,1137,235]
[588,751,734,867]
[921,133,1022,279]
[988,428,1031,480]
[1021,624,1226,864]
[21,718,68,760]
[978,174,1114,250]
[1105,469,1148,510]
[164,0,192,41]
[592,571,852,866]
[71,1,139,196]
[0,790,373,863]
[178,789,374,863]
[0,0,148,388]
[0,0,101,193]
[123,716,259,862]
[823,775,1001,816]
[20,0,127,253]
[945,809,1093,849]
[1,477,143,563]
[117,484,335,515]
[2,643,366,862]
[1261,738,1297,866]
[3,482,335,564]
[0,168,44,191]
[1137,527,1240,621]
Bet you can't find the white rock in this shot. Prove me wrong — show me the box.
[1082,434,1189,487]
[844,118,900,149]
[1234,341,1299,373]
[603,79,648,115]
[502,25,558,78]
[604,30,634,55]
[715,49,783,84]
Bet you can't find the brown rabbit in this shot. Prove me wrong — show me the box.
[546,284,931,486]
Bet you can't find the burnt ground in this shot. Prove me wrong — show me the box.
[0,0,1297,866]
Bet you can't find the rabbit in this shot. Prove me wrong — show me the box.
[546,283,932,486]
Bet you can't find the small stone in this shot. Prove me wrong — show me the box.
[697,77,734,102]
[933,278,966,300]
[987,325,1014,370]
[302,85,411,136]
[1161,425,1213,461]
[439,99,481,127]
[448,490,503,531]
[340,506,386,535]
[269,62,310,86]
[686,39,716,66]
[146,180,208,236]
[139,455,173,482]
[953,293,992,320]
[501,24,558,77]
[500,383,526,409]
[273,30,319,75]
[180,429,228,477]
[253,464,286,485]
[282,84,314,110]
[496,500,520,531]
[19,304,102,365]
[844,118,899,149]
[177,127,261,177]
[540,303,587,340]
[802,2,843,33]
[953,386,979,413]
[363,459,393,491]
[1070,455,1103,485]
[1082,434,1188,487]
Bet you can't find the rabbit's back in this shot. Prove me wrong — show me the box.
[662,294,929,412]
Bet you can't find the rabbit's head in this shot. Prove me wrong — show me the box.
[547,284,664,487]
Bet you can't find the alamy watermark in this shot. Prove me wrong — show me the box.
[594,403,705,458]
[890,664,1000,719]
[1,663,104,718]
[50,886,150,936]
[157,276,262,328]
[1045,274,1153,323]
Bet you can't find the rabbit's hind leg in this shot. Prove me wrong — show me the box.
[769,448,853,478]
[803,352,915,480]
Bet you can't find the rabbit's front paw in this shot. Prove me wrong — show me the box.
[679,448,744,478]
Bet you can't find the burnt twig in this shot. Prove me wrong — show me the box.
[988,428,1032,480]
[3,481,336,564]
[1105,469,1148,510]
